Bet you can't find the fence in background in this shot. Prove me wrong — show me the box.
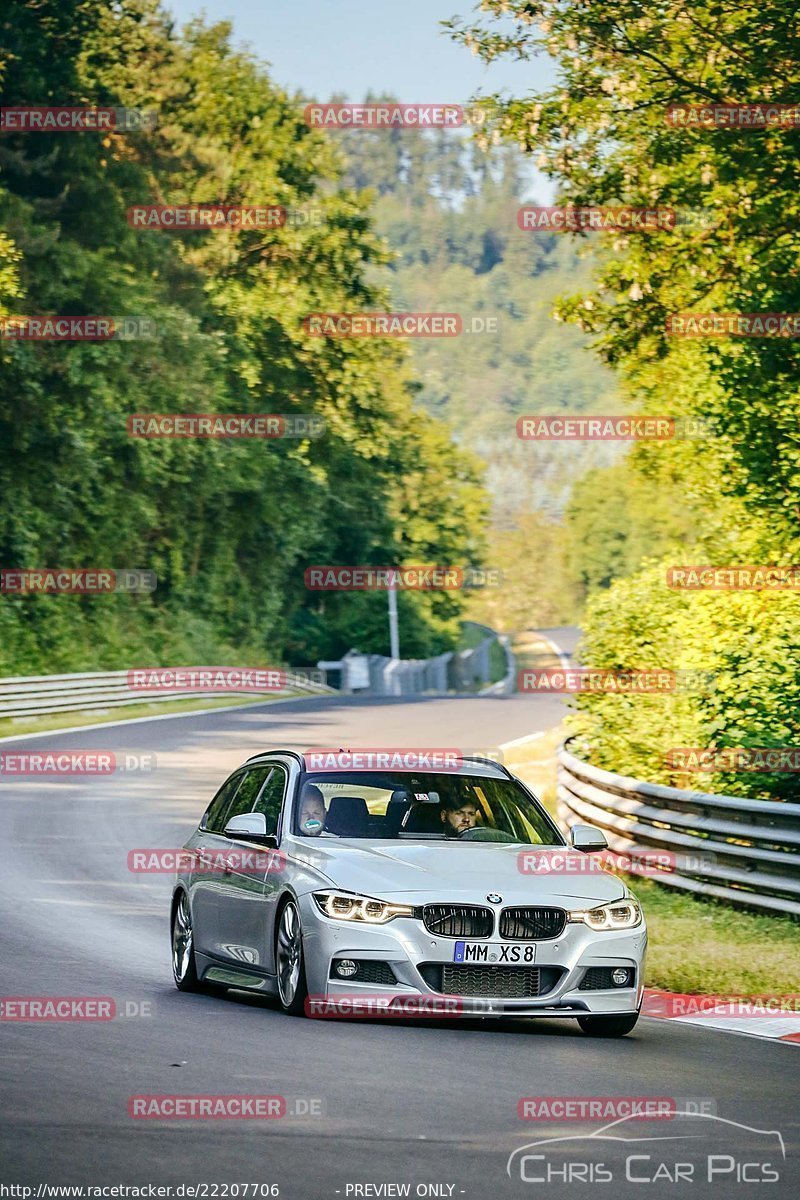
[323,624,515,697]
[558,740,800,918]
[0,668,333,722]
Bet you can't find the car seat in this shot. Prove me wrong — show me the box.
[324,795,370,837]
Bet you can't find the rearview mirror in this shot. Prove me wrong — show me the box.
[570,823,608,853]
[224,812,276,844]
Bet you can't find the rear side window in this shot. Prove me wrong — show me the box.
[222,766,272,828]
[252,765,288,837]
[201,772,244,833]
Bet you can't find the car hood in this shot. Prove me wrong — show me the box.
[290,840,628,906]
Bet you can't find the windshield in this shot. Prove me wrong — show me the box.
[293,771,564,845]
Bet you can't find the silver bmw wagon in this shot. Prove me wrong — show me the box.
[171,751,647,1035]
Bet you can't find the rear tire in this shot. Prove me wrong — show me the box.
[275,899,309,1017]
[578,1012,640,1037]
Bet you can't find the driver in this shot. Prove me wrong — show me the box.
[297,784,327,836]
[440,795,481,837]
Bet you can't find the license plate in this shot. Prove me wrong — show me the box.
[453,941,536,964]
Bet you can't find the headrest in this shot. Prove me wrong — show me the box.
[325,794,369,837]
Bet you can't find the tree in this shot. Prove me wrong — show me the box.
[0,0,488,672]
[446,1,800,544]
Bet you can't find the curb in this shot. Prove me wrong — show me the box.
[643,987,800,1043]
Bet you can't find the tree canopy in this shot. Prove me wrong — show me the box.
[0,0,487,671]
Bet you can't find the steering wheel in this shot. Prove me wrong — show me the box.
[458,827,517,843]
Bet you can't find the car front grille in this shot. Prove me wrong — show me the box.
[498,906,566,940]
[422,904,493,938]
[418,963,563,999]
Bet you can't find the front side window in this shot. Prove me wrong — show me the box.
[252,765,288,837]
[201,772,245,833]
[223,766,272,828]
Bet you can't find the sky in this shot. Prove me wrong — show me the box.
[163,0,556,198]
[163,0,554,104]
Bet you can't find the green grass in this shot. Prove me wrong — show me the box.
[624,875,800,995]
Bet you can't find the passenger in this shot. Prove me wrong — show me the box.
[297,784,327,836]
[440,795,481,837]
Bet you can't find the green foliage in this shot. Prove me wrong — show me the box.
[0,1,487,673]
[565,455,701,597]
[449,2,800,798]
[447,0,800,541]
[570,545,800,800]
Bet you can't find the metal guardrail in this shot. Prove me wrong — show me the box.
[476,632,515,696]
[558,740,800,918]
[0,668,334,721]
[364,631,514,697]
[319,624,515,697]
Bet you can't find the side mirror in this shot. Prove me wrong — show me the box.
[223,812,277,845]
[570,823,608,853]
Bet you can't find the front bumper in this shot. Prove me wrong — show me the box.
[298,895,647,1018]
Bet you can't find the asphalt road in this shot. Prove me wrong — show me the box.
[1,690,797,1199]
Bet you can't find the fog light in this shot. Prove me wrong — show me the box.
[611,968,631,987]
[335,959,357,978]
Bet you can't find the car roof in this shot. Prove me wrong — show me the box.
[244,749,510,780]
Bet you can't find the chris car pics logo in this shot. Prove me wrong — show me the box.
[507,1112,785,1185]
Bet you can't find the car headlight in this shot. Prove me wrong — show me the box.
[313,890,415,924]
[568,900,642,931]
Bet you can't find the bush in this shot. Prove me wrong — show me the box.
[570,557,800,800]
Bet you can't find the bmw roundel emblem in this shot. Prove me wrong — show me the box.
[487,893,503,904]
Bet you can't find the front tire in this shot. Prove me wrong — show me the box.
[578,1012,640,1037]
[275,899,309,1016]
[172,891,202,992]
